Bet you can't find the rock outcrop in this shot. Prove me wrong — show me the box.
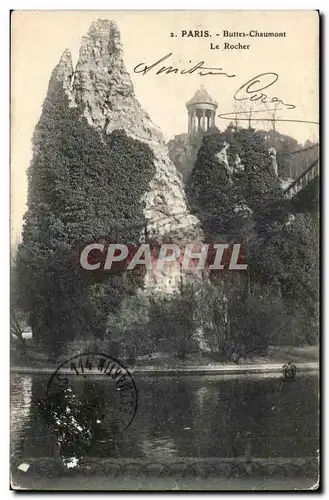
[54,19,202,294]
[215,141,232,177]
[268,146,278,177]
[73,20,164,145]
[52,49,75,105]
[168,133,202,183]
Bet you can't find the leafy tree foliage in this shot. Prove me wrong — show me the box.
[194,280,286,362]
[147,285,200,359]
[16,66,156,359]
[187,126,319,349]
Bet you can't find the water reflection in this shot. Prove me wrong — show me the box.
[142,437,178,459]
[10,374,32,457]
[38,379,125,467]
[11,373,319,466]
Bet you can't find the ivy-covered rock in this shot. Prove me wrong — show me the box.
[17,52,157,356]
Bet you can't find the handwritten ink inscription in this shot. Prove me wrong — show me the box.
[219,72,318,125]
[134,53,236,77]
[133,54,318,126]
[233,72,295,110]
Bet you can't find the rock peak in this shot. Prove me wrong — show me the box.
[49,49,74,103]
[60,48,73,63]
[87,18,120,37]
[83,18,122,54]
[73,19,164,143]
[55,49,73,81]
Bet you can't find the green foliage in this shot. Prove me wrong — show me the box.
[107,294,149,332]
[248,212,319,344]
[186,127,284,240]
[187,132,235,238]
[187,126,319,349]
[168,130,204,182]
[14,62,319,363]
[193,279,285,361]
[148,285,199,359]
[16,66,156,359]
[10,263,29,354]
[106,295,153,362]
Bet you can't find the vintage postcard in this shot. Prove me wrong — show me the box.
[10,10,319,491]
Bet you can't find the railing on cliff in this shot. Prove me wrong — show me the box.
[278,143,319,199]
[283,157,319,199]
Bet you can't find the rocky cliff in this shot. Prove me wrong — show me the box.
[53,19,202,293]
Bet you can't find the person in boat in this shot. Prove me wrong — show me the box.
[282,361,297,380]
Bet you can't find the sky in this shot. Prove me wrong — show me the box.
[11,10,319,245]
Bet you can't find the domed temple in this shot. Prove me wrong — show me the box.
[186,85,218,134]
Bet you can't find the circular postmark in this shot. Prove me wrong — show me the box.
[38,353,138,467]
[45,352,138,432]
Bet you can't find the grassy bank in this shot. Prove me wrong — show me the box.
[11,345,319,375]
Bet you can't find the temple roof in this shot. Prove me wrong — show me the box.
[186,85,217,107]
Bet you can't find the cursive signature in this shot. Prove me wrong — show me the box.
[133,53,236,77]
[233,72,295,109]
[218,72,319,125]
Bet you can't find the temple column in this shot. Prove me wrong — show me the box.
[201,109,206,131]
[193,111,198,133]
[188,111,193,134]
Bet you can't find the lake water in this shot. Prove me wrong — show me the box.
[11,372,319,466]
